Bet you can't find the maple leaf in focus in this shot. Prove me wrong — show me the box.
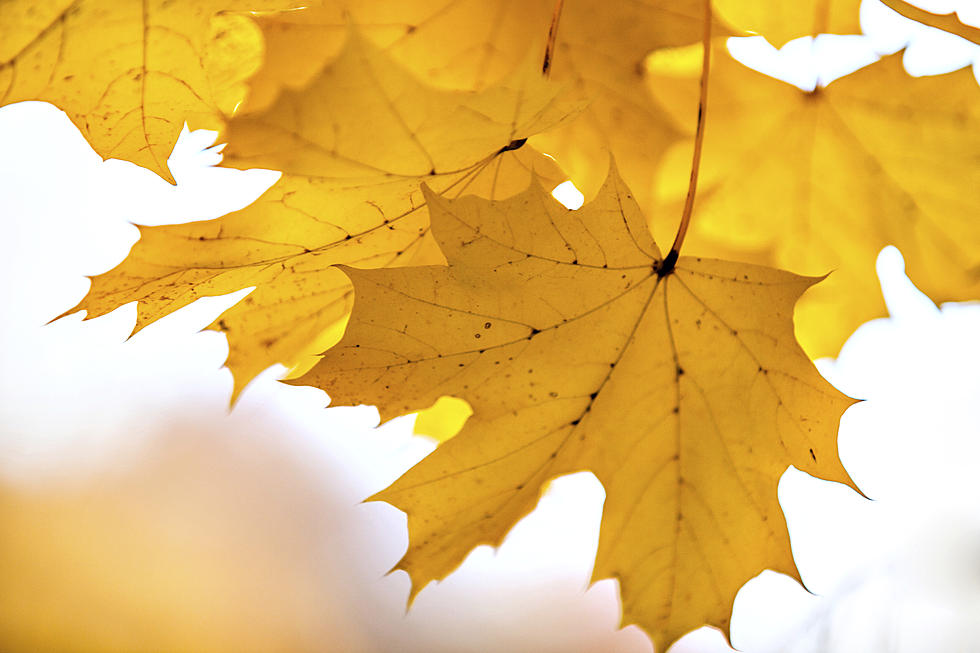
[711,0,861,46]
[649,48,980,357]
[59,28,580,397]
[241,0,732,214]
[296,166,859,648]
[0,0,296,182]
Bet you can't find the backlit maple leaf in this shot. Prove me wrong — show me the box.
[297,166,860,648]
[59,28,580,397]
[0,0,297,182]
[241,0,733,217]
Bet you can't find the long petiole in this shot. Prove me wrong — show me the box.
[659,0,712,277]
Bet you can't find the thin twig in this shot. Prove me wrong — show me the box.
[542,0,566,76]
[659,0,712,277]
[879,0,980,46]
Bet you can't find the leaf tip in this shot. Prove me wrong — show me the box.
[46,303,83,326]
[379,553,430,610]
[418,182,439,204]
[227,372,250,409]
[805,268,834,288]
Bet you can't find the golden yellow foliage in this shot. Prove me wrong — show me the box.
[297,168,858,647]
[7,0,978,647]
[649,48,980,357]
[242,0,732,212]
[0,0,295,182]
[59,29,579,397]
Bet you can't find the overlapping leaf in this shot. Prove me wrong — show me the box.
[649,48,980,357]
[712,0,862,46]
[61,29,578,396]
[241,0,733,212]
[0,0,295,182]
[297,167,858,648]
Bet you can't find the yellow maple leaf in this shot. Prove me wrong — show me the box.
[240,0,733,215]
[60,28,580,398]
[296,166,859,649]
[0,0,294,182]
[712,0,862,46]
[649,48,980,357]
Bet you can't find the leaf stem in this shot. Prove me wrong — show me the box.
[879,0,980,46]
[659,0,712,278]
[542,0,566,76]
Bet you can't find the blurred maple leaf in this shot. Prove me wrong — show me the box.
[711,0,862,46]
[241,0,732,218]
[649,47,980,357]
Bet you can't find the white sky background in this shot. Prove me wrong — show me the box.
[1,1,979,651]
